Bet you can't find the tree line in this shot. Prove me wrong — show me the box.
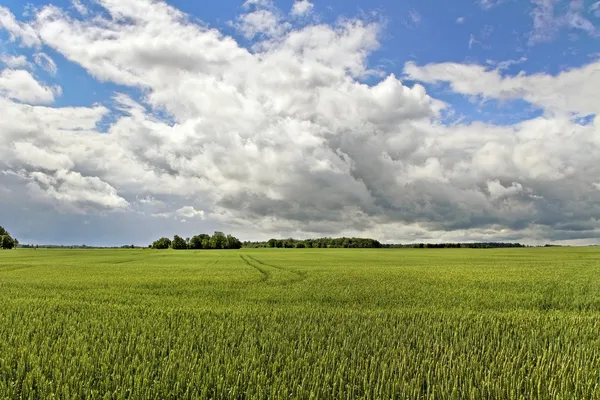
[381,242,526,248]
[151,232,242,250]
[0,226,18,249]
[243,237,382,249]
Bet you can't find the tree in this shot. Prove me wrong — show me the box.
[190,234,210,249]
[172,235,188,250]
[0,226,15,249]
[209,231,226,249]
[152,237,172,249]
[1,235,15,250]
[226,234,242,249]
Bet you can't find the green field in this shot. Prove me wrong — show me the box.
[1,248,600,399]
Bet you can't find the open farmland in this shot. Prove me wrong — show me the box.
[1,248,600,399]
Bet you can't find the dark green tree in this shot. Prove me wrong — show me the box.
[190,234,210,249]
[172,235,188,250]
[226,234,242,249]
[1,235,15,250]
[152,237,172,249]
[209,231,226,249]
[0,226,15,249]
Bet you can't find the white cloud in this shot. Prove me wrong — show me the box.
[291,0,314,17]
[233,9,290,39]
[176,206,205,219]
[404,60,600,116]
[456,17,465,24]
[151,206,205,220]
[26,169,129,212]
[34,53,58,75]
[72,0,88,15]
[487,180,524,199]
[468,34,481,49]
[0,6,41,47]
[137,195,164,206]
[479,0,506,9]
[0,69,58,104]
[529,0,597,45]
[0,54,31,68]
[591,1,600,16]
[408,10,421,26]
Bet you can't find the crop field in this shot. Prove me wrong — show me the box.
[1,248,600,399]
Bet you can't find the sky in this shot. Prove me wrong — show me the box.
[0,0,599,246]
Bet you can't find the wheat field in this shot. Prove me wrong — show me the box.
[1,248,599,399]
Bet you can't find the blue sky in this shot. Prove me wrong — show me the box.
[0,0,599,245]
[2,0,597,123]
[2,0,600,118]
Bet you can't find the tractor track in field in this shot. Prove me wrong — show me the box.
[0,265,37,273]
[245,255,306,280]
[239,255,270,282]
[209,256,223,268]
[239,255,304,284]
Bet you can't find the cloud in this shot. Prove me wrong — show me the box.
[72,0,88,15]
[290,0,314,17]
[233,9,290,39]
[0,69,58,104]
[34,53,58,75]
[0,54,31,68]
[0,53,31,69]
[25,169,129,212]
[137,195,164,206]
[151,206,205,220]
[404,60,600,116]
[529,0,597,45]
[0,0,600,244]
[456,17,465,24]
[468,34,481,49]
[176,206,205,219]
[403,9,421,29]
[591,1,600,16]
[0,6,41,47]
[479,0,506,9]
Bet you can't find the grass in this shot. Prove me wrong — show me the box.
[1,247,600,399]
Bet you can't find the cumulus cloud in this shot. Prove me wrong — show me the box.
[176,206,205,219]
[24,169,129,212]
[290,0,314,17]
[0,54,31,68]
[72,0,88,15]
[0,6,41,47]
[0,69,58,104]
[0,0,600,244]
[404,60,600,116]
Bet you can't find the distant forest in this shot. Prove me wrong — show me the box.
[243,238,527,249]
[383,242,527,248]
[243,237,382,248]
[151,232,242,250]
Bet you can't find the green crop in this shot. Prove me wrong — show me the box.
[1,248,600,399]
